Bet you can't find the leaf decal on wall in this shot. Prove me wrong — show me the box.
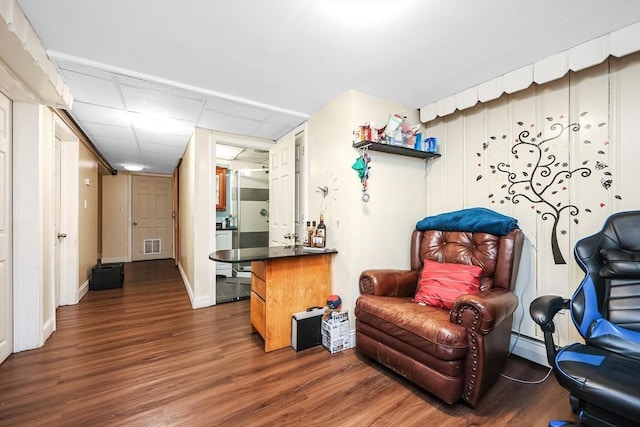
[584,140,591,144]
[502,135,507,139]
[574,218,579,224]
[546,117,553,121]
[537,132,542,138]
[476,175,482,181]
[582,160,589,165]
[580,112,588,116]
[476,152,481,156]
[517,121,524,126]
[552,190,558,194]
[615,195,622,200]
[585,208,592,213]
[490,136,496,140]
[598,150,605,155]
[604,171,611,176]
[598,123,606,127]
[488,193,494,198]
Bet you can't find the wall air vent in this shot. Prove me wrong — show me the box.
[143,239,161,254]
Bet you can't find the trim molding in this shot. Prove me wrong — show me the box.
[178,262,211,309]
[79,279,89,301]
[101,257,130,264]
[510,334,550,367]
[42,316,55,344]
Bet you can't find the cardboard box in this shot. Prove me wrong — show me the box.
[321,310,350,353]
[291,307,325,351]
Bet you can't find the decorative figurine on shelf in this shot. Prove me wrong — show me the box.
[352,148,371,202]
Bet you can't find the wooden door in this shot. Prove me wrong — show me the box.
[0,91,12,364]
[132,175,173,261]
[269,132,295,246]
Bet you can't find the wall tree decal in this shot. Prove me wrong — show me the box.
[478,113,621,265]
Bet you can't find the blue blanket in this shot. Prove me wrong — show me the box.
[416,208,519,236]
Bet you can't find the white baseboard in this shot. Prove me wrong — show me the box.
[510,334,551,367]
[42,315,55,344]
[177,262,211,309]
[350,329,356,349]
[79,279,89,301]
[101,256,130,264]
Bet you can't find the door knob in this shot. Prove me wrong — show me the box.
[284,233,292,239]
[57,233,67,239]
[132,221,138,226]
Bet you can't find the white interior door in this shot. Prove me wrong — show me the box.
[132,175,173,261]
[269,132,295,246]
[0,91,13,364]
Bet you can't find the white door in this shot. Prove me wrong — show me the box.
[269,132,295,246]
[0,91,13,364]
[294,129,306,245]
[132,175,173,261]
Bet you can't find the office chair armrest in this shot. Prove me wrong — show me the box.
[359,269,419,297]
[530,295,569,333]
[529,295,569,366]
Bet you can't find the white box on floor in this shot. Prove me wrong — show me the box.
[321,310,350,353]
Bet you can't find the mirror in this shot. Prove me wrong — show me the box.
[216,166,227,211]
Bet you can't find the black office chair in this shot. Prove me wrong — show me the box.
[530,211,640,427]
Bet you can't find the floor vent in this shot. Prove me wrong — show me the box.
[144,239,161,254]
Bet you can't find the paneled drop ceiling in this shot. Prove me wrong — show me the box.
[15,0,640,174]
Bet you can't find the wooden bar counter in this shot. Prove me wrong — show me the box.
[209,246,337,352]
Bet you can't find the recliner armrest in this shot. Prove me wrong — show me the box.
[529,295,569,333]
[450,288,518,335]
[359,269,418,297]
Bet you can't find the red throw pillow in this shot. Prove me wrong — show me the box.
[413,260,483,309]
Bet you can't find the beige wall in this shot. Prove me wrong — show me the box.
[78,143,99,286]
[307,89,426,329]
[179,134,195,294]
[101,173,130,261]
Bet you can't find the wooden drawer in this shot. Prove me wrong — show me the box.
[252,260,266,282]
[251,274,266,300]
[250,291,265,338]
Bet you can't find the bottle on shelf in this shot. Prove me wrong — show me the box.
[310,221,317,247]
[304,221,312,246]
[315,214,326,248]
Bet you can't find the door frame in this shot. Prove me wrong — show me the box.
[55,116,79,306]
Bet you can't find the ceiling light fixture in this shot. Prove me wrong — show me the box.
[123,164,144,172]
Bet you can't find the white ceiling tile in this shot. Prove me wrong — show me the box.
[135,129,190,146]
[59,69,124,109]
[81,122,135,140]
[204,97,271,121]
[120,84,205,122]
[70,101,130,127]
[198,110,261,135]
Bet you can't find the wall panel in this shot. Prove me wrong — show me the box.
[424,53,640,349]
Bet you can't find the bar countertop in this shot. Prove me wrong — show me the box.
[209,245,338,263]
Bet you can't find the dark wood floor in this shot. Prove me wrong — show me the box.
[0,260,577,426]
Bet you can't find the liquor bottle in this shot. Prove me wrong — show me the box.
[315,214,326,248]
[304,221,312,246]
[310,221,317,247]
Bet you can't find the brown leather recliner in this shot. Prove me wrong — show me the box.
[355,228,524,406]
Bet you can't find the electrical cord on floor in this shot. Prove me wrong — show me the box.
[499,235,554,384]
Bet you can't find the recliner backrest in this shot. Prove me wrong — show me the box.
[410,228,523,292]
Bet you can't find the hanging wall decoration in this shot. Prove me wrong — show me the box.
[477,113,622,265]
